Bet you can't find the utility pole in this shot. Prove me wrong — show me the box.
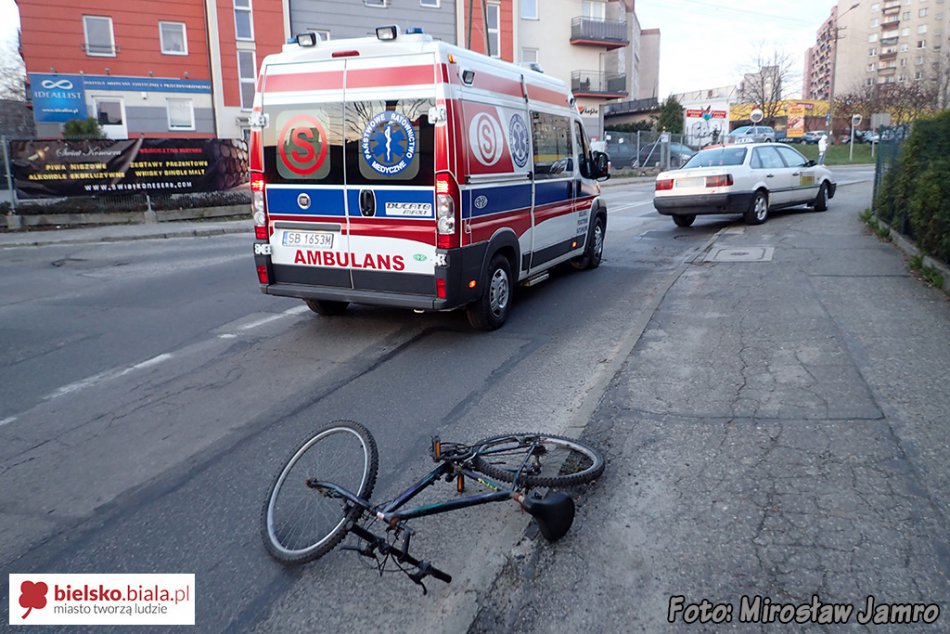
[828,3,861,136]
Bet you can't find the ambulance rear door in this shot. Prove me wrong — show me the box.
[342,53,440,296]
[260,53,439,298]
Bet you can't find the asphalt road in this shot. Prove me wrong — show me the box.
[0,167,878,632]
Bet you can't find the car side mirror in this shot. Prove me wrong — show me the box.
[592,151,610,181]
[805,159,816,167]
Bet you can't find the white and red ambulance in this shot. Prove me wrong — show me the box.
[250,26,610,330]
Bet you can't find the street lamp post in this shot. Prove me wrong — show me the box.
[828,2,861,137]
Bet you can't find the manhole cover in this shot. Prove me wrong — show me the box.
[704,246,774,262]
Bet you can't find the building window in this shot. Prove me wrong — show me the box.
[918,24,929,33]
[867,63,875,71]
[234,0,254,40]
[420,0,439,6]
[900,43,909,51]
[871,18,880,27]
[583,0,606,20]
[521,47,539,64]
[916,70,923,79]
[869,48,877,56]
[901,27,909,36]
[918,39,927,47]
[522,0,538,19]
[83,16,116,56]
[487,3,500,58]
[167,98,195,130]
[871,3,880,11]
[159,22,187,55]
[238,50,257,110]
[902,11,910,19]
[869,33,879,42]
[920,8,929,16]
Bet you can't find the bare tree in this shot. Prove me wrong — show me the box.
[0,32,25,101]
[835,79,938,127]
[737,48,796,123]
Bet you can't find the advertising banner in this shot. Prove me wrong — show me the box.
[11,138,249,199]
[787,104,806,138]
[683,103,729,147]
[30,74,87,123]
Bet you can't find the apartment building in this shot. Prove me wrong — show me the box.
[803,6,838,100]
[291,0,457,43]
[833,0,950,95]
[509,0,658,135]
[18,0,285,139]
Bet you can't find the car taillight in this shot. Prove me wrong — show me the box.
[705,174,734,188]
[251,172,269,240]
[436,172,460,249]
[656,179,674,191]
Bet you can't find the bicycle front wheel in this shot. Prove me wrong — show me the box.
[472,433,604,488]
[261,420,378,564]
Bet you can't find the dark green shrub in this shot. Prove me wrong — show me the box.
[873,110,950,264]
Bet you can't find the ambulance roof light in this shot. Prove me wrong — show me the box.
[376,25,399,41]
[295,32,320,47]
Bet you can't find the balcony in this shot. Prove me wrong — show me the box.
[570,17,629,49]
[882,16,900,26]
[880,49,898,59]
[571,70,628,98]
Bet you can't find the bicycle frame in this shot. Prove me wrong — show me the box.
[309,458,525,529]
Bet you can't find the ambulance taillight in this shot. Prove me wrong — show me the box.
[436,173,460,249]
[251,173,269,240]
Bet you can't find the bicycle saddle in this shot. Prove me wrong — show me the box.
[521,492,575,541]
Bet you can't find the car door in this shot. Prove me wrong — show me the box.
[774,145,819,204]
[750,146,791,205]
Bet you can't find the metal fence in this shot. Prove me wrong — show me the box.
[599,130,697,171]
[873,124,912,237]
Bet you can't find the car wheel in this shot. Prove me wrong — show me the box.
[571,214,605,270]
[466,254,512,331]
[813,182,828,212]
[672,214,696,228]
[744,191,769,225]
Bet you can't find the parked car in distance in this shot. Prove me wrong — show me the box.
[606,141,696,169]
[862,131,880,143]
[803,130,832,144]
[777,134,804,144]
[727,125,776,143]
[652,142,837,228]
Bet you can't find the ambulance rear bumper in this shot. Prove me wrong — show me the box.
[264,283,453,311]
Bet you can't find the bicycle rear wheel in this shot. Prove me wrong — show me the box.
[472,433,604,488]
[261,420,378,564]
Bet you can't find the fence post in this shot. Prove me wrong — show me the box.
[144,193,157,223]
[2,135,20,230]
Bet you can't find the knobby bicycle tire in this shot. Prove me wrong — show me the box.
[472,433,605,488]
[261,420,379,565]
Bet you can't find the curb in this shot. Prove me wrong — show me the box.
[874,214,950,294]
[0,223,252,249]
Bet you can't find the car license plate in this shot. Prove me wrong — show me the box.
[282,230,334,248]
[677,178,704,188]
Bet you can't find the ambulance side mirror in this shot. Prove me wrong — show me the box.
[592,151,610,181]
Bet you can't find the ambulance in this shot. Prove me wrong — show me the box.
[249,26,610,330]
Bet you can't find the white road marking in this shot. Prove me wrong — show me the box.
[0,416,17,428]
[283,305,310,315]
[611,200,654,213]
[218,334,238,339]
[239,314,286,330]
[44,353,174,401]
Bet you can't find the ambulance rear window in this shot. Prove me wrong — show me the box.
[262,98,434,187]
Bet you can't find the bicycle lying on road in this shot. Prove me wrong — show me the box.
[260,421,605,592]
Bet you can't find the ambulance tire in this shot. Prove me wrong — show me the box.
[305,299,349,316]
[570,214,605,270]
[466,254,513,331]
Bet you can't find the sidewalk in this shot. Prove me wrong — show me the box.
[473,191,950,631]
[0,218,251,249]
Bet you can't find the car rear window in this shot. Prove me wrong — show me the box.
[683,147,747,168]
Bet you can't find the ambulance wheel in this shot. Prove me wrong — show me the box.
[466,254,512,331]
[305,299,349,316]
[571,215,605,270]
